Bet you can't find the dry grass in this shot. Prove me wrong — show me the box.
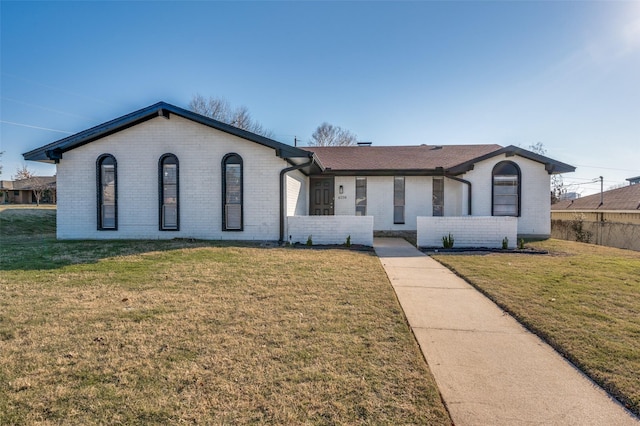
[433,239,640,416]
[0,208,450,425]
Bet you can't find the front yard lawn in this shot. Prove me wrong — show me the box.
[0,207,450,425]
[433,239,640,416]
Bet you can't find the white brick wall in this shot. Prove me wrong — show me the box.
[57,115,292,240]
[417,216,518,248]
[285,171,307,216]
[463,154,551,237]
[331,175,467,230]
[286,216,374,246]
[55,116,553,242]
[334,176,355,215]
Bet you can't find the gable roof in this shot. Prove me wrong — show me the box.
[552,184,640,211]
[22,102,314,164]
[304,144,575,175]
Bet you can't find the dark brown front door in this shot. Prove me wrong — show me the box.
[310,177,334,215]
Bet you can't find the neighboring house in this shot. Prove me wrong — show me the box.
[627,176,640,185]
[552,183,640,211]
[23,102,574,246]
[551,181,640,251]
[0,176,57,204]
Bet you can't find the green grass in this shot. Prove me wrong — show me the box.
[0,207,451,425]
[433,239,640,416]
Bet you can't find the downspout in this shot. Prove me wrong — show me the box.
[279,156,315,244]
[444,175,472,215]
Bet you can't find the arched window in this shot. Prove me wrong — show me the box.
[222,153,243,230]
[159,154,179,230]
[97,154,117,230]
[492,161,521,217]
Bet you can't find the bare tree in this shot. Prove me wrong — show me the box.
[30,177,53,206]
[13,166,55,206]
[189,94,231,122]
[528,143,567,204]
[551,174,567,204]
[528,142,546,155]
[14,165,34,181]
[309,122,358,147]
[188,94,273,138]
[0,151,4,176]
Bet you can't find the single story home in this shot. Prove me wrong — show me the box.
[0,176,57,204]
[552,183,640,212]
[23,102,575,246]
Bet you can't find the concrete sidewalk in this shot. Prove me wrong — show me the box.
[374,238,638,426]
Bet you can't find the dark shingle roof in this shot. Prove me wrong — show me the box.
[304,144,575,175]
[304,145,500,171]
[552,184,640,211]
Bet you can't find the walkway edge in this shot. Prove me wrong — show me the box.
[374,237,639,426]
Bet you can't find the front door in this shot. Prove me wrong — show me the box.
[310,177,334,215]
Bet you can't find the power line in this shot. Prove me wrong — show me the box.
[0,120,73,134]
[572,164,640,173]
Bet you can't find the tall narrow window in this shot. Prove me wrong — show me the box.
[433,177,444,216]
[355,177,367,216]
[159,154,179,230]
[492,161,521,216]
[394,176,405,224]
[97,154,117,230]
[222,153,243,230]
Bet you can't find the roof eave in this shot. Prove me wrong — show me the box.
[317,168,448,176]
[448,145,576,175]
[23,102,312,162]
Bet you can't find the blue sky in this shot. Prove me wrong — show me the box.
[2,1,639,195]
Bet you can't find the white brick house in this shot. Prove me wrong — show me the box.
[23,102,574,246]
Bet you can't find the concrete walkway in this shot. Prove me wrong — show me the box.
[374,238,638,426]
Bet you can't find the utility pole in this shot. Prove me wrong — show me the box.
[599,176,603,206]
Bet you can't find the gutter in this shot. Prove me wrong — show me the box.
[445,175,472,215]
[279,156,316,243]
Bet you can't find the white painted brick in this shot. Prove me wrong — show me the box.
[57,115,291,240]
[55,116,553,241]
[463,154,551,237]
[286,216,374,246]
[417,216,518,248]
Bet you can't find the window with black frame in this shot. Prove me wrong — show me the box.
[394,176,405,224]
[492,161,520,216]
[97,154,117,230]
[355,177,367,216]
[223,153,243,230]
[159,154,179,230]
[432,177,444,216]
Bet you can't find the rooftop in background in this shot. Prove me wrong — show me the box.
[0,176,57,191]
[626,176,640,185]
[552,183,640,211]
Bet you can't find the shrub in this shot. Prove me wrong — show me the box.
[518,238,525,250]
[306,235,313,246]
[502,237,509,250]
[571,213,592,243]
[442,233,454,249]
[345,235,351,248]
